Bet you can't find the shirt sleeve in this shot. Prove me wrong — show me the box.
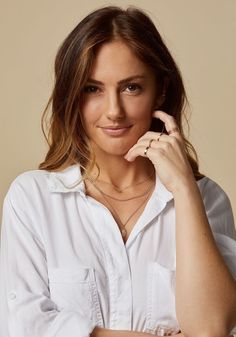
[200,177,236,335]
[0,182,97,337]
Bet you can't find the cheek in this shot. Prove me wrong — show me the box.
[81,101,101,126]
[127,99,153,120]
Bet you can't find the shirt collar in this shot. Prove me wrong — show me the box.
[48,164,86,195]
[48,164,174,203]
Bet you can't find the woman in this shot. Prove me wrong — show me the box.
[0,5,236,337]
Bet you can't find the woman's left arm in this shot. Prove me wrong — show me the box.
[173,178,236,337]
[125,110,236,337]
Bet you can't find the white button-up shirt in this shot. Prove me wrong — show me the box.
[1,164,236,337]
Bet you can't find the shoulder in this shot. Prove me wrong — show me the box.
[7,169,50,191]
[4,165,84,205]
[197,175,225,193]
[4,169,50,205]
[2,170,52,239]
[10,169,49,185]
[197,176,232,212]
[197,176,235,238]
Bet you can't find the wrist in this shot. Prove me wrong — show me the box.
[172,177,199,199]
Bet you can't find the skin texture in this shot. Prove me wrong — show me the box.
[81,39,160,185]
[124,110,195,192]
[81,40,236,336]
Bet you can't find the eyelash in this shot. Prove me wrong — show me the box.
[83,83,142,94]
[126,84,142,92]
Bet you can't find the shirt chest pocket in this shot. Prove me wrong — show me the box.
[145,262,180,336]
[48,267,104,327]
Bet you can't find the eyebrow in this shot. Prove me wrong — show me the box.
[86,75,146,85]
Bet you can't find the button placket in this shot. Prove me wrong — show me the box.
[87,197,133,330]
[102,241,132,329]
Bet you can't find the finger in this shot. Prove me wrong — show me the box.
[125,138,172,161]
[124,144,156,162]
[136,131,162,143]
[152,110,180,135]
[124,142,174,163]
[137,133,170,145]
[125,132,184,160]
[137,133,183,150]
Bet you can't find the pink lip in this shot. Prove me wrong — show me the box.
[101,125,132,129]
[100,125,132,137]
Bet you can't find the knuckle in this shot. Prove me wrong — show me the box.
[163,142,171,151]
[170,136,178,145]
[157,148,165,157]
[171,135,182,146]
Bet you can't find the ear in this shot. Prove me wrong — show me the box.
[153,77,169,110]
[154,92,166,110]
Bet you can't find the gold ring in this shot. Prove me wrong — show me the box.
[144,146,150,156]
[157,132,163,142]
[148,139,155,147]
[168,127,179,135]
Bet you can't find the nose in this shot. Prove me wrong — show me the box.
[105,91,125,121]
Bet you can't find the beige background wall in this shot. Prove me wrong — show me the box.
[0,0,235,223]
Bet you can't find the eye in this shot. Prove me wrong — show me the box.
[125,83,142,93]
[83,85,100,94]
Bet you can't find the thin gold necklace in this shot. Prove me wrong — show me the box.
[92,169,155,193]
[90,180,155,240]
[88,178,154,201]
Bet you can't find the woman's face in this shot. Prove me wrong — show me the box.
[81,39,159,157]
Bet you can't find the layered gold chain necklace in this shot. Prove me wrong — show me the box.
[85,170,155,240]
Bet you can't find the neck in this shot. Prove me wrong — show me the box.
[87,151,155,190]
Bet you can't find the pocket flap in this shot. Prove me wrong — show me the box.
[151,262,176,291]
[48,267,91,283]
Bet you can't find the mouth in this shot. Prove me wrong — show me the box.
[100,124,132,129]
[99,125,133,137]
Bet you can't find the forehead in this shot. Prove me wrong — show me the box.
[90,40,154,80]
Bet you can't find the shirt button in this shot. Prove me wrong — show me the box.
[9,292,17,300]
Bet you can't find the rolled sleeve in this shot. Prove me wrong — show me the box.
[0,184,96,337]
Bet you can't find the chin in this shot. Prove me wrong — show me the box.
[91,130,145,156]
[104,146,130,157]
[92,140,132,157]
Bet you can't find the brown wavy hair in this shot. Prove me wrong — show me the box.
[39,5,204,180]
